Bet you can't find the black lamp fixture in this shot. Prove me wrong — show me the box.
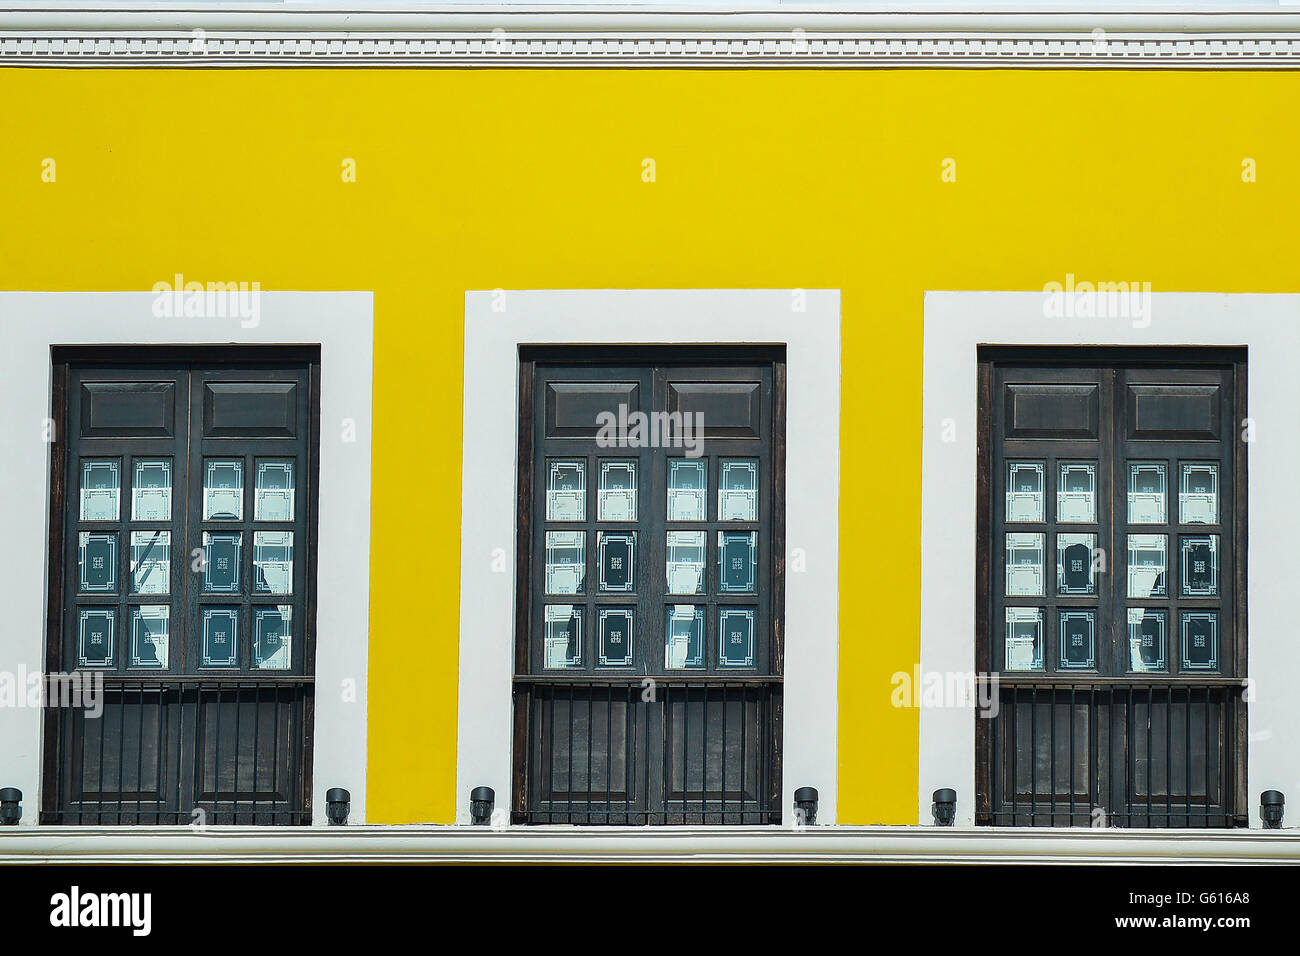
[0,788,20,826]
[1261,790,1285,829]
[325,788,350,826]
[470,786,495,826]
[793,787,819,826]
[931,788,957,827]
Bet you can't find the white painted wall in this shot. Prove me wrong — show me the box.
[0,291,374,825]
[920,291,1299,828]
[456,289,841,824]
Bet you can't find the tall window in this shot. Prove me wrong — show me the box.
[42,347,319,824]
[977,347,1247,827]
[514,347,785,824]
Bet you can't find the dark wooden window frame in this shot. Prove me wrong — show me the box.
[512,344,786,824]
[41,345,322,825]
[975,345,1248,827]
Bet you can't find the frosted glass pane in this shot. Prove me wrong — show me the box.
[132,459,172,521]
[545,531,585,594]
[667,459,706,521]
[201,608,240,667]
[1006,461,1044,523]
[254,606,293,670]
[718,459,757,521]
[78,532,118,594]
[665,604,704,670]
[254,459,295,522]
[544,604,583,669]
[666,531,705,595]
[253,530,293,595]
[204,459,244,520]
[598,460,637,521]
[130,530,170,595]
[80,459,120,521]
[78,608,115,668]
[546,460,586,521]
[130,605,169,669]
[202,531,242,594]
[1004,607,1043,672]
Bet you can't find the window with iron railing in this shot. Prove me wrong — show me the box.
[976,347,1247,827]
[42,347,319,825]
[513,347,785,825]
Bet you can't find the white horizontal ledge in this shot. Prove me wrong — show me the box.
[3,32,1300,67]
[6,5,1300,66]
[3,825,1299,864]
[7,5,1300,35]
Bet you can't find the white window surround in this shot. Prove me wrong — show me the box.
[920,290,1299,829]
[456,289,841,825]
[0,291,374,825]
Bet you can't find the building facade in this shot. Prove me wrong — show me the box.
[1,3,1300,862]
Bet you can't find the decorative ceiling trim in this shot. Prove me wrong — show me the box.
[6,6,1300,67]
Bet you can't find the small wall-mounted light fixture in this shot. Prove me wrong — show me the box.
[931,788,957,827]
[470,786,495,826]
[793,787,819,826]
[1261,790,1285,829]
[325,788,350,826]
[0,788,21,826]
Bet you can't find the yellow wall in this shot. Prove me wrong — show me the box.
[2,68,1298,823]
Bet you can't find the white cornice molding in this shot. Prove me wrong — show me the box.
[3,825,1299,864]
[6,5,1300,66]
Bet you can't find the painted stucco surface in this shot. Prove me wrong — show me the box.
[2,67,1298,822]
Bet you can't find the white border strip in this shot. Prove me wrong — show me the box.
[0,291,374,825]
[8,6,1300,66]
[920,291,1300,829]
[3,825,1300,865]
[456,289,841,825]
